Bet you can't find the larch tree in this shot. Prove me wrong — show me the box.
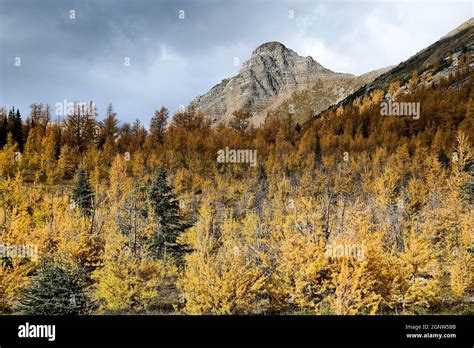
[0,258,32,313]
[63,102,96,154]
[92,227,171,313]
[395,230,441,314]
[178,205,268,314]
[150,106,168,145]
[97,104,119,160]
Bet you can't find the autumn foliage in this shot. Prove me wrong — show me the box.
[0,70,472,315]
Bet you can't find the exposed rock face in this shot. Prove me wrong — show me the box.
[192,41,388,125]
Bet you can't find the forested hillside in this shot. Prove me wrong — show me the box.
[0,65,472,315]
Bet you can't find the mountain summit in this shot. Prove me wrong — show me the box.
[248,41,330,76]
[192,41,389,125]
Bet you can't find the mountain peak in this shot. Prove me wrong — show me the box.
[192,41,384,125]
[252,41,288,55]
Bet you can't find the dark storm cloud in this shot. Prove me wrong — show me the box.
[0,0,471,125]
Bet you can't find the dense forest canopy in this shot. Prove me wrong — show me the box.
[0,67,472,315]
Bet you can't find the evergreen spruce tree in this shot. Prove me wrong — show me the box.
[72,166,94,216]
[437,149,450,168]
[6,107,23,151]
[361,115,370,138]
[0,114,7,149]
[13,109,24,151]
[147,167,189,258]
[7,107,15,136]
[17,257,90,315]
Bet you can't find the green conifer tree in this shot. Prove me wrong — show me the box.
[17,257,90,315]
[72,166,94,216]
[147,168,189,258]
[14,109,24,151]
[0,113,7,149]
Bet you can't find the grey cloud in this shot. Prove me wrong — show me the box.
[0,0,471,126]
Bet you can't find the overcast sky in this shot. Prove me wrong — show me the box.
[0,0,472,126]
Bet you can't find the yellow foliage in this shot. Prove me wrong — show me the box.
[271,231,332,312]
[395,231,441,313]
[0,135,18,177]
[450,251,473,300]
[330,259,382,315]
[0,259,32,312]
[53,201,104,269]
[178,207,268,314]
[93,229,170,313]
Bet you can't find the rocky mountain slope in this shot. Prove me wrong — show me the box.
[271,66,391,124]
[192,42,389,125]
[332,18,474,110]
